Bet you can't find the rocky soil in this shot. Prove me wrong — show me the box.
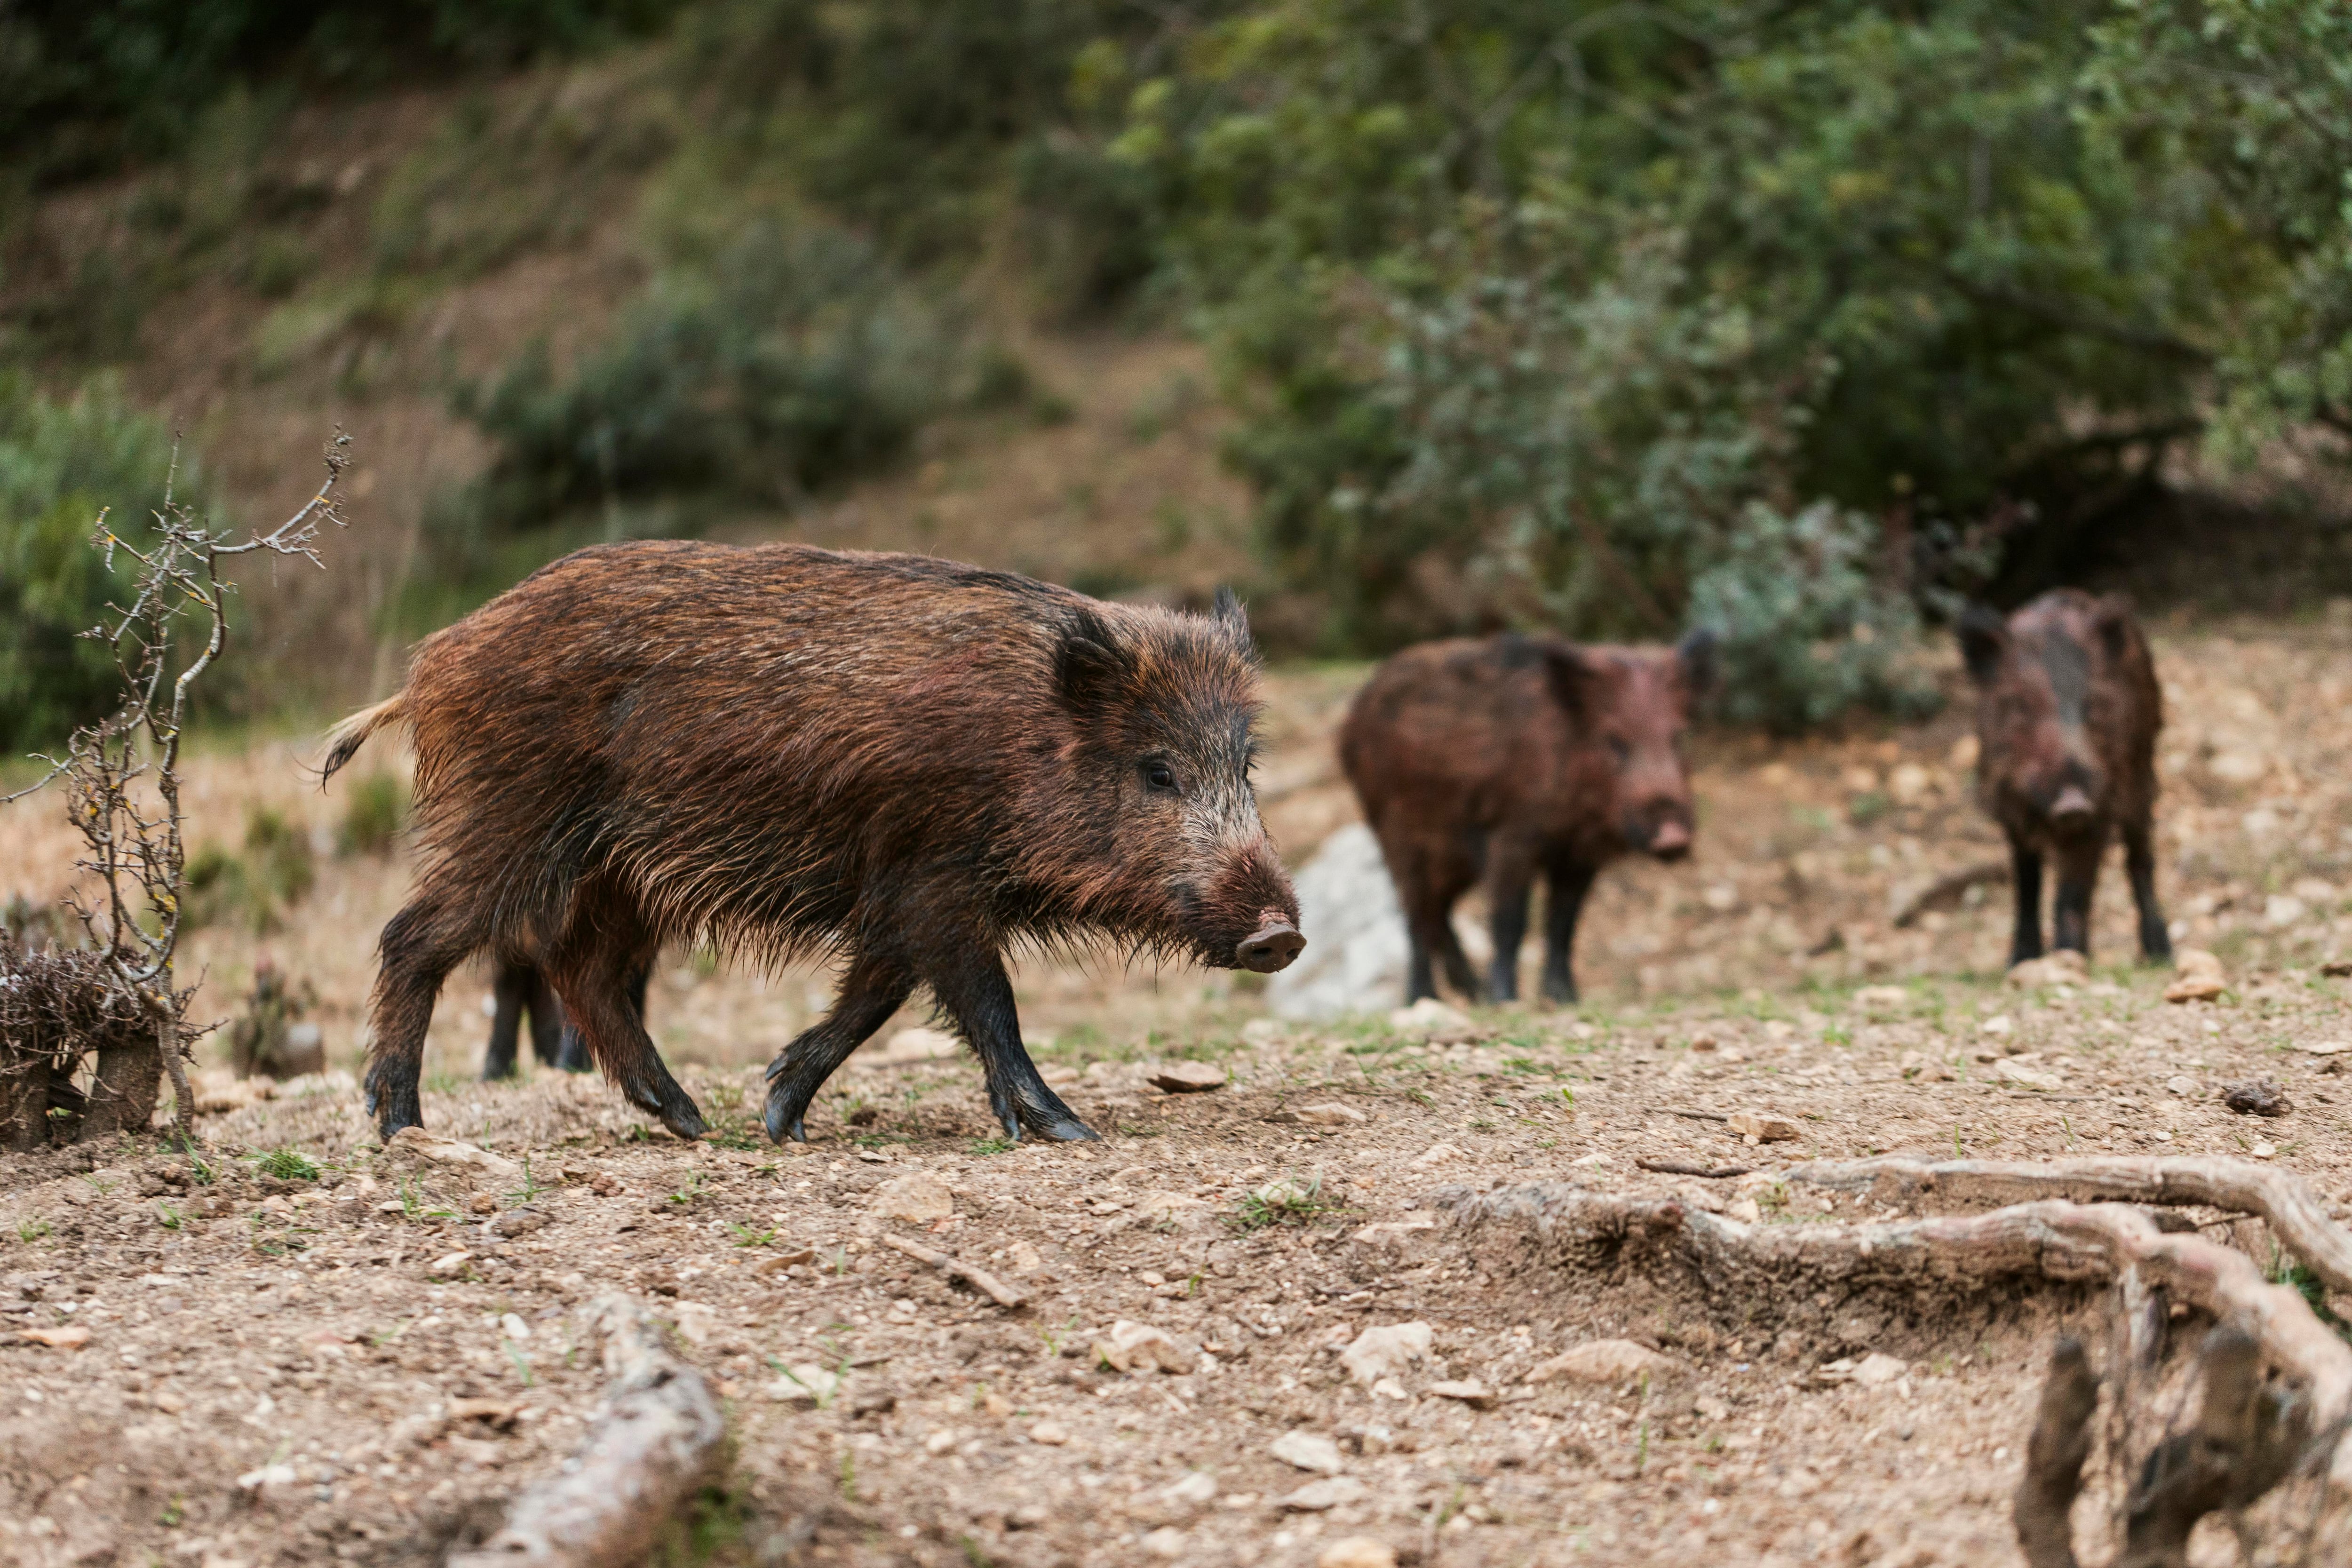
[6,622,2352,1568]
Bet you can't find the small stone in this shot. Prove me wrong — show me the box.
[1279,1477,1370,1512]
[387,1128,523,1183]
[1093,1321,1197,1374]
[1979,1014,2014,1037]
[1140,1526,1188,1559]
[2254,1142,2278,1159]
[2296,1040,2352,1056]
[428,1250,471,1277]
[1131,1191,1213,1229]
[1270,1431,1345,1474]
[872,1171,955,1225]
[1318,1539,1399,1568]
[1158,1472,1218,1508]
[1851,1353,1908,1388]
[1527,1339,1672,1385]
[1853,985,1909,1014]
[1371,1377,1409,1401]
[1296,1102,1367,1126]
[1388,998,1482,1044]
[1029,1420,1068,1446]
[17,1325,90,1350]
[1694,1395,1730,1421]
[767,1363,840,1406]
[499,1313,531,1341]
[1341,1321,1434,1387]
[2223,1080,2292,1118]
[1727,1197,1763,1224]
[1887,762,1932,804]
[2166,1075,2196,1097]
[923,1429,958,1456]
[1727,1111,1802,1145]
[2006,952,2087,989]
[2165,949,2228,1004]
[1427,1379,1493,1408]
[1149,1062,1228,1094]
[2266,894,2308,928]
[1351,1216,1439,1251]
[1408,1142,1463,1170]
[1993,1059,2060,1090]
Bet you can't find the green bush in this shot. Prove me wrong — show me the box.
[336,772,409,857]
[186,807,316,934]
[0,375,202,752]
[440,222,960,553]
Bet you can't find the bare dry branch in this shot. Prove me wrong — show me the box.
[882,1233,1029,1309]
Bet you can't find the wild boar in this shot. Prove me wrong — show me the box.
[479,957,645,1081]
[1959,589,2169,964]
[323,542,1302,1145]
[1340,629,1714,1004]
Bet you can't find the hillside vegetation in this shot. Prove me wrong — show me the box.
[2,0,2350,747]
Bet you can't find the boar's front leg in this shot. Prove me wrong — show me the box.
[366,893,483,1139]
[2050,836,2102,958]
[929,947,1098,1143]
[547,909,704,1141]
[763,949,915,1143]
[1485,854,1535,1003]
[1538,859,1597,1005]
[2007,834,2046,965]
[2124,820,2172,962]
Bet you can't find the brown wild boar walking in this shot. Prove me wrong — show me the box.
[1341,630,1714,1005]
[1959,589,2169,965]
[323,541,1303,1145]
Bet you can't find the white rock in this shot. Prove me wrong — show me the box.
[1131,1191,1213,1229]
[2267,894,2309,928]
[1351,1216,1439,1250]
[1851,1353,1908,1388]
[428,1250,471,1277]
[499,1313,531,1342]
[1279,1477,1369,1511]
[923,1429,958,1456]
[872,1171,955,1224]
[767,1363,840,1406]
[1028,1420,1068,1446]
[1158,1472,1218,1507]
[1318,1539,1398,1568]
[1266,825,1410,1019]
[2297,1040,2352,1057]
[1296,1102,1367,1126]
[1528,1340,1673,1386]
[1993,1059,2060,1090]
[671,1302,717,1345]
[1149,1061,1228,1093]
[1270,1431,1345,1474]
[1389,997,1482,1044]
[1852,985,1909,1014]
[1093,1321,1196,1375]
[1140,1526,1188,1559]
[2166,1075,2196,1096]
[1979,1014,2014,1037]
[2007,952,2087,988]
[1887,762,1932,804]
[387,1128,523,1183]
[1408,1143,1463,1170]
[1370,1377,1409,1401]
[1339,1321,1433,1387]
[1427,1379,1493,1408]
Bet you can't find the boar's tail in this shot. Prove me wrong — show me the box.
[318,694,410,782]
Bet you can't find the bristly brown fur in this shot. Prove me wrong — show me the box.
[331,541,1298,1147]
[1340,629,1711,1006]
[1960,588,2169,964]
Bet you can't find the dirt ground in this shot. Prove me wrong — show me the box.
[6,623,2352,1568]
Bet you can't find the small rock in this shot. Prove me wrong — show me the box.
[1527,1339,1672,1385]
[1270,1431,1345,1474]
[1427,1379,1493,1408]
[923,1429,959,1456]
[2006,952,2087,989]
[1029,1420,1069,1446]
[1371,1377,1409,1401]
[1694,1395,1730,1421]
[2295,1040,2352,1056]
[1093,1320,1197,1375]
[1993,1059,2060,1090]
[428,1250,471,1277]
[872,1171,955,1225]
[767,1363,840,1406]
[1727,1111,1802,1145]
[2166,1075,2196,1097]
[387,1128,523,1184]
[1279,1477,1370,1512]
[1351,1216,1439,1250]
[2165,949,2228,1004]
[1408,1142,1463,1170]
[1340,1322,1433,1387]
[1979,1014,2014,1037]
[2254,1141,2278,1159]
[2223,1080,2292,1118]
[1149,1061,1228,1094]
[2266,894,2308,928]
[17,1324,91,1350]
[1158,1472,1218,1508]
[1388,997,1483,1044]
[499,1313,531,1341]
[1851,1353,1908,1388]
[1727,1197,1763,1224]
[1887,762,1932,804]
[1318,1539,1399,1568]
[1140,1526,1188,1559]
[1131,1191,1213,1229]
[1296,1102,1367,1126]
[1852,985,1909,1014]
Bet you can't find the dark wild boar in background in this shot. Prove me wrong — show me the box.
[1341,630,1714,1005]
[477,956,647,1081]
[1960,589,2169,965]
[323,542,1303,1146]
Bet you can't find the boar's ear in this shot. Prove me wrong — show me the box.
[1958,604,2009,686]
[1055,604,1136,715]
[1210,585,1260,659]
[1538,642,1600,721]
[1674,627,1719,703]
[2091,593,2137,661]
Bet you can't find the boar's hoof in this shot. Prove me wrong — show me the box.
[1009,1110,1100,1144]
[365,1065,424,1143]
[1236,920,1306,974]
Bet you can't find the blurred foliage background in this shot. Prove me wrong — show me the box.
[2,0,2348,742]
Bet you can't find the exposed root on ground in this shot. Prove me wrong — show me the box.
[447,1294,725,1568]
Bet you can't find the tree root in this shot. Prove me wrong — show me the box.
[2017,1337,2101,1568]
[447,1295,725,1568]
[1781,1155,2352,1297]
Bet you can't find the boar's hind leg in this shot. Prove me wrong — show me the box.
[367,897,479,1139]
[2007,835,2046,965]
[763,949,916,1143]
[930,948,1097,1143]
[548,931,704,1142]
[550,963,640,1075]
[1539,860,1597,1005]
[2124,821,2172,962]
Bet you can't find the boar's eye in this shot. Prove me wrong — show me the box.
[1605,736,1631,768]
[1143,760,1180,795]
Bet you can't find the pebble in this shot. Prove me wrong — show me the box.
[1428,1379,1493,1408]
[872,1172,955,1225]
[923,1429,958,1456]
[1851,1353,1908,1388]
[1979,1014,2014,1037]
[1527,1339,1672,1385]
[1389,998,1482,1044]
[1295,1102,1367,1126]
[1728,1111,1802,1145]
[1993,1059,2060,1090]
[1279,1477,1370,1511]
[1158,1472,1217,1507]
[2006,952,2087,989]
[498,1313,530,1341]
[2165,949,2228,1004]
[1148,1062,1228,1094]
[1092,1321,1196,1374]
[1340,1321,1432,1387]
[1270,1431,1345,1474]
[1408,1143,1463,1169]
[428,1250,471,1277]
[17,1324,90,1350]
[767,1363,840,1406]
[1029,1420,1069,1446]
[2166,1076,2196,1097]
[1852,986,1909,1014]
[1140,1526,1187,1559]
[1318,1540,1398,1568]
[2223,1080,2292,1118]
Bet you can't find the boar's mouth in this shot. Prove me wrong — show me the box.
[1236,916,1305,973]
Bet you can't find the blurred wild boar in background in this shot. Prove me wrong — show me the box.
[1960,589,2169,965]
[325,542,1302,1146]
[1341,630,1714,1005]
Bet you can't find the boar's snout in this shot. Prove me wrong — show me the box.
[1645,818,1692,862]
[2050,784,2095,828]
[1237,914,1305,973]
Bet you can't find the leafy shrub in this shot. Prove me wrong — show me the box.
[441,222,959,552]
[0,375,202,752]
[336,772,409,857]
